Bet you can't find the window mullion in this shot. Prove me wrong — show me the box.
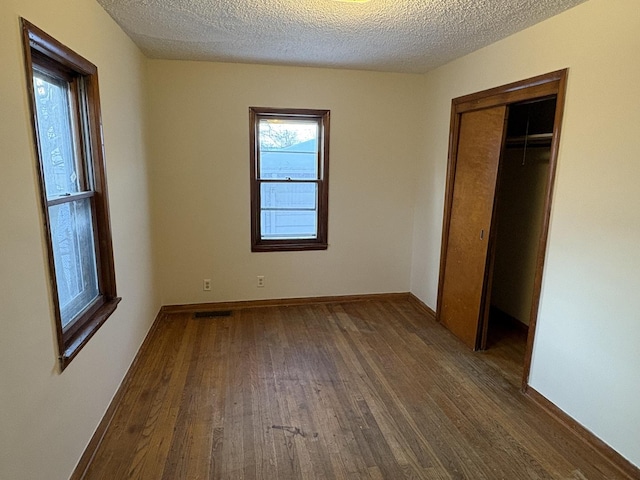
[258,179,321,184]
[46,190,95,207]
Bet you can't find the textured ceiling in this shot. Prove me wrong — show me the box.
[97,0,587,74]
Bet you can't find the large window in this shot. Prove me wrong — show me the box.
[250,107,330,251]
[22,19,120,370]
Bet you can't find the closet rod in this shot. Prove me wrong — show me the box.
[505,132,553,148]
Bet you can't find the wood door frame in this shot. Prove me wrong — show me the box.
[436,69,569,389]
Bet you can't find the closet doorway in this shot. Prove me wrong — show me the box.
[436,70,568,387]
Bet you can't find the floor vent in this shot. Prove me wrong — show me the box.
[193,310,233,319]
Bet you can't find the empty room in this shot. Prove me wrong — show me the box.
[1,0,639,478]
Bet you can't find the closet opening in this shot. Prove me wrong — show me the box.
[437,70,568,388]
[483,98,557,361]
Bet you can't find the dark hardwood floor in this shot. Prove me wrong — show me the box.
[82,297,628,479]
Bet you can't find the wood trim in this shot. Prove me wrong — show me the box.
[524,386,640,480]
[70,309,166,480]
[61,297,121,369]
[249,106,330,117]
[23,19,96,75]
[21,18,119,370]
[521,69,569,388]
[21,19,65,358]
[407,293,436,320]
[249,106,260,249]
[453,70,566,113]
[161,292,412,314]
[249,107,330,252]
[435,103,461,325]
[250,239,329,252]
[87,67,118,301]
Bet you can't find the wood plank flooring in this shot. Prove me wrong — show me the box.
[82,297,628,479]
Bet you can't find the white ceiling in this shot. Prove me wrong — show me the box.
[97,0,586,74]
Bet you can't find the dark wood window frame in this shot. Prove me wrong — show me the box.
[250,107,330,252]
[22,19,120,370]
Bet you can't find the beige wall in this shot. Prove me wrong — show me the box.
[411,0,640,467]
[147,61,423,305]
[0,1,158,479]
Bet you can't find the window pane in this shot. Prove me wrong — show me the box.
[258,119,318,180]
[260,182,318,239]
[260,182,317,210]
[49,199,99,328]
[33,72,81,199]
[261,211,318,240]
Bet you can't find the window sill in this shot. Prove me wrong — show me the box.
[60,297,121,371]
[252,242,328,252]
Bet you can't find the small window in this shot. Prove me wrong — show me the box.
[22,19,120,370]
[249,107,330,252]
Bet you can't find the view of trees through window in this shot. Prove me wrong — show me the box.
[258,119,320,240]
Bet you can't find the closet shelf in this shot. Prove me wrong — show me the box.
[505,132,553,147]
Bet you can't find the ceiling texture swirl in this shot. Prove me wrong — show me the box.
[97,0,586,73]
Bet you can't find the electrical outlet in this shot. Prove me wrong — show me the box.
[203,279,212,291]
[257,275,265,288]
